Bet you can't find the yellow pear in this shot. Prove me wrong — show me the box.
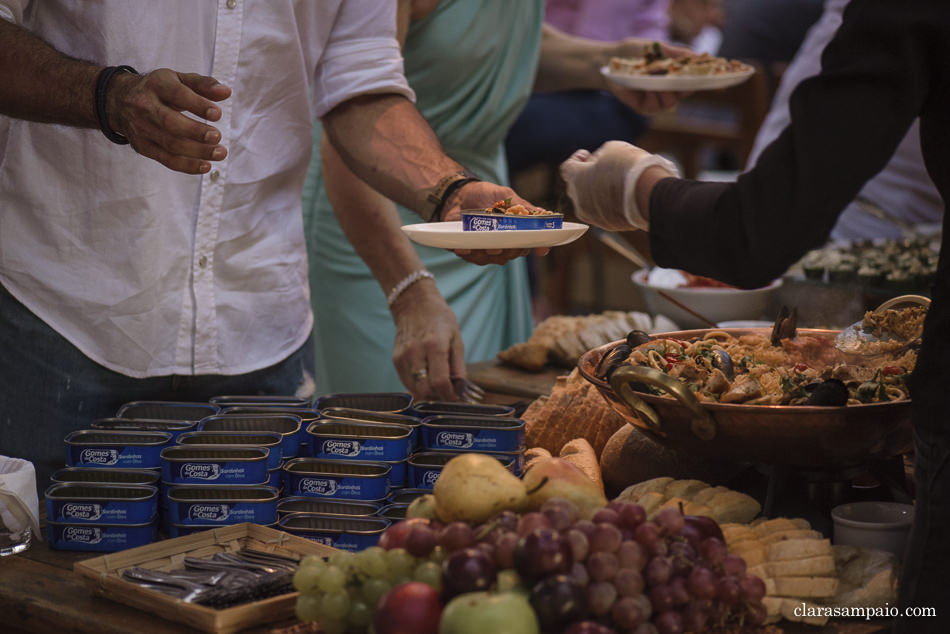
[433,453,527,524]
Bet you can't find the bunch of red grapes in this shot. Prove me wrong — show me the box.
[380,497,768,633]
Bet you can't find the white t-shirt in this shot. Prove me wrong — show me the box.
[0,0,413,378]
[747,0,941,241]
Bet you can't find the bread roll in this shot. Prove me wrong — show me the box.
[559,438,604,495]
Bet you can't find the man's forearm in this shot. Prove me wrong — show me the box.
[321,93,465,219]
[0,18,100,126]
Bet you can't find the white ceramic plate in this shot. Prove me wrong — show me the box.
[402,221,588,249]
[601,65,755,92]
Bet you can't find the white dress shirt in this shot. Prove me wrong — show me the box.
[0,0,413,378]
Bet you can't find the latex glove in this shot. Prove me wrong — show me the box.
[560,140,679,232]
[390,278,465,402]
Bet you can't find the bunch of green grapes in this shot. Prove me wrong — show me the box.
[292,546,445,634]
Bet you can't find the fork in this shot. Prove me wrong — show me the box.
[451,375,486,403]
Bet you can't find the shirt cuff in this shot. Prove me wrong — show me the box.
[314,37,415,118]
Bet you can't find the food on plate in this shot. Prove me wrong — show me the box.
[522,368,627,457]
[600,326,917,405]
[484,198,557,216]
[615,476,761,525]
[609,42,749,77]
[461,199,563,231]
[498,310,677,372]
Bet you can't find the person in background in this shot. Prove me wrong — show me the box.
[746,0,941,241]
[0,1,538,486]
[560,1,949,629]
[505,0,674,176]
[717,0,824,67]
[304,0,687,400]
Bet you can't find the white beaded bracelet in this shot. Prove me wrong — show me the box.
[387,270,435,308]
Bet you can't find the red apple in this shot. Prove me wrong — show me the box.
[378,517,432,551]
[374,581,442,634]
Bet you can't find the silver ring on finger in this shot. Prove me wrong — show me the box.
[411,368,428,382]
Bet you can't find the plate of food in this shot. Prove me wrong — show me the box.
[403,221,589,249]
[602,43,754,92]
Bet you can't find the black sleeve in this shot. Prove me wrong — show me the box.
[649,0,942,289]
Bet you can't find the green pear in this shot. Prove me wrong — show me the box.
[406,494,440,521]
[433,453,527,524]
[522,456,608,520]
[439,592,539,634]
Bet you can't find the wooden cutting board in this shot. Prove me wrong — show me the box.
[466,360,567,399]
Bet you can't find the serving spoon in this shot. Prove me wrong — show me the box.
[834,294,930,355]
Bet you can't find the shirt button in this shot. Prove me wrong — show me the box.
[226,0,237,9]
[198,255,209,268]
[209,170,220,182]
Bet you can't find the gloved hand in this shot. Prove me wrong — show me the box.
[560,141,679,232]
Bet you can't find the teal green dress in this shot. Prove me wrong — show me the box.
[302,0,544,394]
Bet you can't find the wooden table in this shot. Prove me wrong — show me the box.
[0,535,321,634]
[0,366,889,634]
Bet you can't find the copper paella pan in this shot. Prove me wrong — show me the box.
[577,328,913,467]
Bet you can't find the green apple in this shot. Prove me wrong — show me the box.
[439,591,539,634]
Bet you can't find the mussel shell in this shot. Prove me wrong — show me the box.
[626,329,652,348]
[711,347,734,380]
[804,379,849,406]
[595,344,632,380]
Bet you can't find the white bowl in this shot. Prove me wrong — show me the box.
[631,269,782,330]
[832,501,913,559]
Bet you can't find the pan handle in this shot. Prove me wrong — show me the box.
[608,365,717,441]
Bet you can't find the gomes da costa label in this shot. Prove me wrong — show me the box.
[79,448,119,465]
[62,503,103,521]
[435,431,475,449]
[321,440,362,457]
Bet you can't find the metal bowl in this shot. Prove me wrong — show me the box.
[577,328,912,466]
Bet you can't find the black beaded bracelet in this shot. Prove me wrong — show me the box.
[428,175,481,222]
[94,65,138,145]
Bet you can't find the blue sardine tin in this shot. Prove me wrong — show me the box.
[377,503,408,521]
[210,394,313,408]
[176,431,283,471]
[386,488,430,505]
[47,519,157,552]
[282,458,391,501]
[220,406,322,457]
[321,407,422,450]
[461,210,563,231]
[116,401,220,422]
[408,451,516,489]
[411,401,515,418]
[165,484,278,526]
[307,420,412,462]
[90,417,197,442]
[45,483,157,524]
[314,392,413,414]
[65,430,172,469]
[277,496,380,519]
[277,513,390,552]
[198,414,302,459]
[421,416,525,453]
[51,467,160,487]
[160,446,270,485]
